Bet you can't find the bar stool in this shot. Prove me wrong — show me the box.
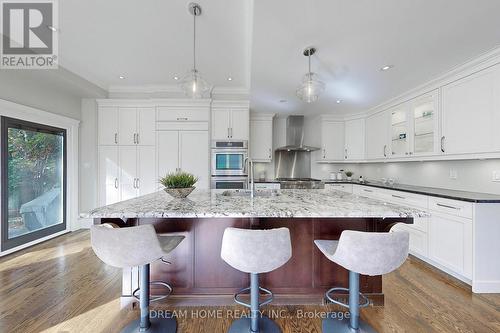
[91,224,184,333]
[314,229,409,333]
[221,227,292,333]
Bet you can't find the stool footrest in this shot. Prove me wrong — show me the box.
[325,287,370,309]
[133,281,173,303]
[234,286,274,308]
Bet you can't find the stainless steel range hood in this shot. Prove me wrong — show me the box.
[275,115,319,151]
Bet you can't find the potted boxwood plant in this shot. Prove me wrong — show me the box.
[160,171,198,198]
[345,171,354,181]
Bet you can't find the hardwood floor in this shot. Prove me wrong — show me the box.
[0,230,499,333]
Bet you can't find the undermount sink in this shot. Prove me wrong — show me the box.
[221,190,280,198]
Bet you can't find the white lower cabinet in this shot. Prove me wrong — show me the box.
[428,212,473,279]
[254,183,281,190]
[324,183,353,194]
[98,145,156,206]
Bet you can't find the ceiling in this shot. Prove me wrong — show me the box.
[55,0,500,115]
[58,0,251,92]
[250,0,500,115]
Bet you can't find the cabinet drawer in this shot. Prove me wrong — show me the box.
[157,107,209,122]
[429,197,473,219]
[385,189,428,209]
[325,184,353,194]
[254,183,281,190]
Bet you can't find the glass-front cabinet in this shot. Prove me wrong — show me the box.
[410,90,439,156]
[390,104,410,157]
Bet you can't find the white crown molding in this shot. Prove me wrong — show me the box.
[211,99,250,108]
[0,98,80,126]
[250,112,275,121]
[107,84,249,96]
[96,98,213,108]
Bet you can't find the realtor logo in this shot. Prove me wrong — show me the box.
[1,0,58,69]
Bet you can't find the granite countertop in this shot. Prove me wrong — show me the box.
[82,189,428,219]
[322,180,500,203]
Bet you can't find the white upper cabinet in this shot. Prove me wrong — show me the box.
[137,107,156,146]
[442,63,500,155]
[390,103,411,157]
[250,114,274,162]
[98,106,156,146]
[410,90,440,156]
[319,121,344,161]
[118,107,137,146]
[365,111,389,160]
[98,107,119,145]
[344,119,365,160]
[211,101,250,141]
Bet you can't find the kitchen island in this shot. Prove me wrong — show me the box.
[84,189,427,306]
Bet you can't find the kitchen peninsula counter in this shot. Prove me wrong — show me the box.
[84,189,427,307]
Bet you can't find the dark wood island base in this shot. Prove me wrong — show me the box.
[95,217,412,307]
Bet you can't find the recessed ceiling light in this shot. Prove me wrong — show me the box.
[47,25,57,32]
[173,76,179,80]
[336,100,342,104]
[279,99,287,103]
[119,75,125,80]
[380,65,394,71]
[227,77,233,81]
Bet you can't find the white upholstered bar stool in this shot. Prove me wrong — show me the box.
[91,224,184,333]
[221,227,292,333]
[315,229,409,333]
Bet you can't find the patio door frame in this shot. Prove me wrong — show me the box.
[1,117,67,251]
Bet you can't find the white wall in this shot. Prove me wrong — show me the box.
[312,159,500,195]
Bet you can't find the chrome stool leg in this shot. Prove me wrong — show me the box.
[228,273,281,333]
[122,264,177,333]
[323,271,376,333]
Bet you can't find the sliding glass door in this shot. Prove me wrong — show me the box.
[1,117,66,251]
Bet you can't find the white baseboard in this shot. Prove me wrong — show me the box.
[472,280,500,293]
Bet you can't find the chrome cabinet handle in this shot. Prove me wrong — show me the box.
[230,127,233,138]
[136,133,139,144]
[392,194,405,199]
[409,151,413,155]
[133,133,137,144]
[323,148,326,159]
[405,152,409,155]
[436,203,460,210]
[345,148,348,159]
[383,145,387,157]
[441,136,445,153]
[114,178,118,189]
[133,178,136,189]
[227,128,230,138]
[114,133,118,144]
[268,148,272,159]
[363,189,373,192]
[177,117,188,121]
[136,178,140,189]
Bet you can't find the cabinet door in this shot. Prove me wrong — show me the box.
[365,111,389,159]
[118,107,137,145]
[137,146,157,196]
[98,107,119,145]
[321,121,344,161]
[157,131,180,178]
[137,107,155,146]
[390,104,410,157]
[344,119,365,160]
[212,109,231,139]
[230,109,249,140]
[411,91,439,156]
[179,131,209,189]
[442,64,500,154]
[98,146,119,205]
[119,146,138,201]
[429,212,473,279]
[250,120,273,161]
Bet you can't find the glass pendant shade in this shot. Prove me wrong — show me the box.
[180,69,211,99]
[179,3,211,98]
[296,72,325,103]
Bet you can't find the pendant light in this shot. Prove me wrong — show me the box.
[296,47,325,103]
[179,3,211,98]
